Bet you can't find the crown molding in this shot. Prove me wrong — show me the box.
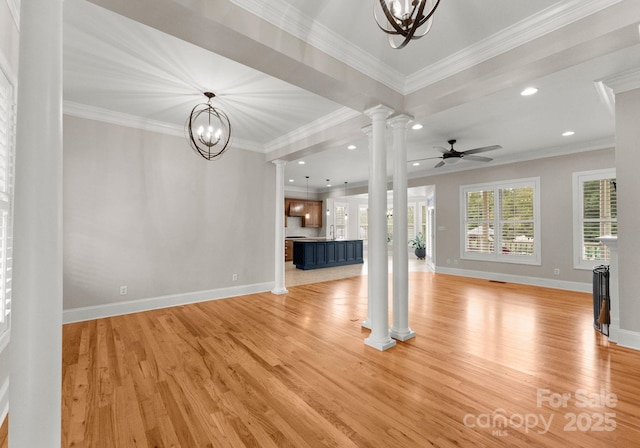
[601,67,640,94]
[230,0,622,94]
[227,0,406,92]
[594,81,616,116]
[405,0,624,93]
[63,101,263,152]
[264,106,361,153]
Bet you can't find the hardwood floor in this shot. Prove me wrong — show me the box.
[6,272,640,447]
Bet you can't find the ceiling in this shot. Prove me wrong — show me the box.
[64,0,640,191]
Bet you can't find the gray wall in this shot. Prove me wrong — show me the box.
[63,115,276,310]
[409,148,615,285]
[615,88,640,334]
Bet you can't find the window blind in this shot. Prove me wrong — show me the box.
[0,68,15,329]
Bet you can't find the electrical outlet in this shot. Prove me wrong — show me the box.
[120,285,128,295]
[554,268,560,276]
[232,274,238,281]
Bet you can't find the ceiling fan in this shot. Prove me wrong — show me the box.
[409,139,502,168]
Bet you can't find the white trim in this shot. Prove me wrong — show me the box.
[593,81,616,116]
[63,101,264,153]
[0,377,8,429]
[435,266,591,293]
[230,0,621,94]
[227,0,405,92]
[572,168,616,270]
[264,106,361,153]
[405,0,622,93]
[63,281,274,323]
[616,329,640,351]
[601,67,640,95]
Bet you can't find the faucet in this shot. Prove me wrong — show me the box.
[329,224,334,240]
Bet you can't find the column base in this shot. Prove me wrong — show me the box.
[271,287,288,295]
[609,320,620,343]
[361,318,371,329]
[390,327,416,341]
[364,336,396,351]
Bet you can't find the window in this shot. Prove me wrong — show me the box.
[0,65,15,335]
[461,178,540,264]
[407,204,416,240]
[334,202,347,239]
[358,205,368,240]
[572,169,616,270]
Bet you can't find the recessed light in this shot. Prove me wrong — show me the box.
[562,131,575,137]
[411,123,423,130]
[288,179,294,182]
[347,145,356,150]
[521,87,538,96]
[298,161,305,165]
[412,162,420,166]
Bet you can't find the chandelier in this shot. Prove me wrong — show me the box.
[186,92,232,161]
[374,0,441,49]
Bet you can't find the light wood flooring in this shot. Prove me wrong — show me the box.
[4,272,640,447]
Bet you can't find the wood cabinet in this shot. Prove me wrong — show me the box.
[284,240,293,262]
[285,198,323,228]
[303,201,322,228]
[288,199,306,217]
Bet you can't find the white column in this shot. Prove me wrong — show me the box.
[361,125,373,329]
[10,0,64,446]
[363,105,395,351]
[389,114,416,341]
[598,236,619,342]
[272,160,288,295]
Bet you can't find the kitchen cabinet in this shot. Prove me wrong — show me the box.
[292,240,364,270]
[288,199,306,217]
[303,201,322,228]
[285,240,293,261]
[285,198,323,228]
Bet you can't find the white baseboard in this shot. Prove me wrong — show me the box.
[63,282,275,323]
[0,377,8,426]
[615,329,640,351]
[434,267,591,293]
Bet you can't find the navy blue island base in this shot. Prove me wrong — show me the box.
[292,239,364,270]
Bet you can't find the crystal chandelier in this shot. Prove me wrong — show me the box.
[374,0,441,49]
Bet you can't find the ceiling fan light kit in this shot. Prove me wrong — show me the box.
[409,139,502,169]
[374,0,441,49]
[186,92,232,161]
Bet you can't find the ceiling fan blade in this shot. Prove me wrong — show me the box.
[462,145,502,155]
[407,156,441,163]
[434,161,445,168]
[433,146,449,154]
[464,155,493,162]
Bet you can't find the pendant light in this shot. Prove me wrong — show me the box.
[305,176,310,219]
[374,0,441,49]
[326,179,331,216]
[344,181,348,220]
[186,92,232,161]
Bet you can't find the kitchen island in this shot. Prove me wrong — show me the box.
[292,239,364,270]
